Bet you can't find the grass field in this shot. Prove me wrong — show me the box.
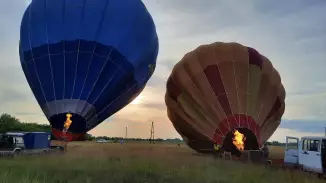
[0,142,323,183]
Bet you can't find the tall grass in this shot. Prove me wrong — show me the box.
[0,142,323,183]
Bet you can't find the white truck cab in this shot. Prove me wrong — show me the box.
[284,136,326,174]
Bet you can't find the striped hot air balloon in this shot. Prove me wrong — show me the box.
[165,42,285,155]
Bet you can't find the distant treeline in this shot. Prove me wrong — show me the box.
[0,113,182,143]
[265,141,286,146]
[0,113,285,145]
[93,136,183,143]
[0,113,51,134]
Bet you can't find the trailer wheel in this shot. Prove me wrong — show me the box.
[265,160,272,167]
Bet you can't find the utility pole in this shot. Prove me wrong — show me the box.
[150,122,154,144]
[125,126,128,140]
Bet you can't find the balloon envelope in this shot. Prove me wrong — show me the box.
[165,42,285,154]
[19,0,158,141]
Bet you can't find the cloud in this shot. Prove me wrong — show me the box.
[146,74,167,88]
[88,103,178,139]
[0,0,325,140]
[269,128,325,143]
[284,92,326,120]
[141,103,166,111]
[88,118,180,139]
[279,119,326,133]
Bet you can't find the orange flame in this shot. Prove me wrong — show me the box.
[232,130,246,152]
[63,113,72,132]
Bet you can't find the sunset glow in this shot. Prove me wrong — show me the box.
[131,95,143,105]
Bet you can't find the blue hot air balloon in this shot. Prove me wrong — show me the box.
[19,0,159,141]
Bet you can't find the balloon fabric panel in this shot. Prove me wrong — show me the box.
[254,73,270,122]
[204,65,232,117]
[182,54,227,123]
[234,62,248,115]
[247,66,262,117]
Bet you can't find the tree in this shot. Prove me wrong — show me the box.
[84,133,96,141]
[0,113,22,133]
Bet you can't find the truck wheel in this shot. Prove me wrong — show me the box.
[13,150,22,157]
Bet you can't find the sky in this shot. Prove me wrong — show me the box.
[0,0,325,142]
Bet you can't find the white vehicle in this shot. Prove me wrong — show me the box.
[284,136,326,174]
[96,139,108,143]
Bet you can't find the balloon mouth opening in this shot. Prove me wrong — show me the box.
[51,128,85,141]
[49,113,86,134]
[222,128,259,157]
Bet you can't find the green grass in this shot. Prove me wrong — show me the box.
[0,143,323,183]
